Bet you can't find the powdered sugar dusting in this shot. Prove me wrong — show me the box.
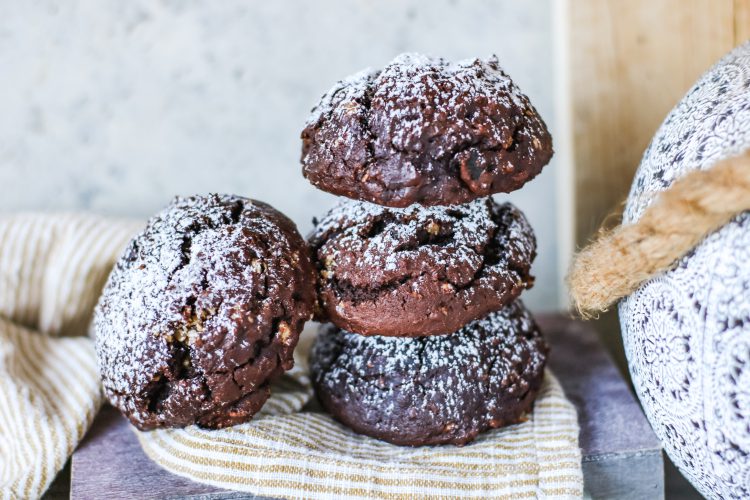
[301,53,553,206]
[306,67,377,127]
[313,197,491,272]
[311,300,548,444]
[306,53,544,158]
[374,54,528,154]
[94,194,315,429]
[308,53,530,136]
[308,197,536,328]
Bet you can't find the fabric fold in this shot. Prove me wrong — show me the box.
[0,215,139,499]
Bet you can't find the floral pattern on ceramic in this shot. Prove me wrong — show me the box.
[619,40,750,499]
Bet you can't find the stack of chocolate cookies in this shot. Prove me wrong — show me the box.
[302,54,553,446]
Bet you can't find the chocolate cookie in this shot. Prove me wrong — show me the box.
[95,194,316,430]
[301,53,553,207]
[308,197,536,337]
[310,301,548,446]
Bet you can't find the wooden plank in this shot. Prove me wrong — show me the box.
[71,405,263,499]
[737,0,750,44]
[71,316,662,500]
[542,317,663,499]
[568,0,736,247]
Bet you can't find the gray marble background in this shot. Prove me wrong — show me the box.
[0,0,560,310]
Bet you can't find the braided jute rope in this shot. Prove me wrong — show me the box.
[568,149,750,318]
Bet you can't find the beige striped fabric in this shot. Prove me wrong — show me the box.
[0,214,141,499]
[0,214,583,499]
[139,357,583,499]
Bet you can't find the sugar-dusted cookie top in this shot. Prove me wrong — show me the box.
[302,53,553,207]
[95,194,315,430]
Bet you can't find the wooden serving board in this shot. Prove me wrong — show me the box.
[70,315,663,499]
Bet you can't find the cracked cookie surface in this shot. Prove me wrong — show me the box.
[301,53,553,207]
[310,301,548,446]
[308,197,536,337]
[95,194,315,430]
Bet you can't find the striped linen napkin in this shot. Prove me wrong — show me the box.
[0,214,583,499]
[0,214,140,499]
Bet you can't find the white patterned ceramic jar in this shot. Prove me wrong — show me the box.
[619,41,750,499]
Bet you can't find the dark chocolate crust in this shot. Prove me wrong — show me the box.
[301,53,553,207]
[310,301,548,446]
[95,194,316,430]
[308,197,536,337]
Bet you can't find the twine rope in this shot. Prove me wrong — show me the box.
[568,149,750,318]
